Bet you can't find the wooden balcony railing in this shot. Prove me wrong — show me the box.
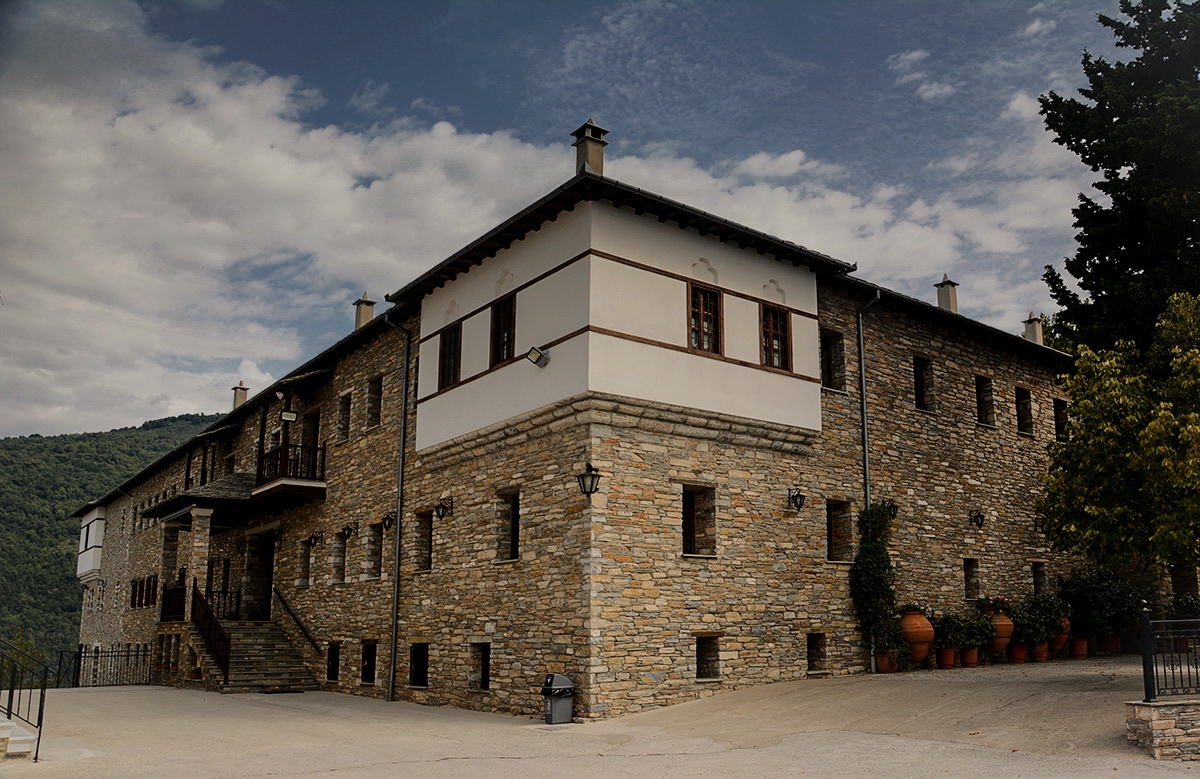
[256,444,325,487]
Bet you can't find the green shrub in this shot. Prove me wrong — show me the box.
[849,502,899,649]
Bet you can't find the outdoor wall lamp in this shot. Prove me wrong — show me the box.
[305,531,324,548]
[381,512,396,531]
[969,510,985,530]
[341,521,359,538]
[884,499,899,519]
[267,528,282,547]
[576,464,602,496]
[787,487,807,512]
[525,345,550,368]
[434,498,454,520]
[234,539,246,553]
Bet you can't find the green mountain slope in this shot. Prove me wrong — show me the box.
[0,414,221,657]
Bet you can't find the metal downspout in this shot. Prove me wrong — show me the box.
[385,316,411,702]
[856,290,881,506]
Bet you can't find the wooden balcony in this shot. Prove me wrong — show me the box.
[253,444,326,501]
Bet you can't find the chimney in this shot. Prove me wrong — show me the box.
[353,291,377,330]
[232,380,248,410]
[570,118,609,175]
[934,274,959,314]
[1023,312,1044,345]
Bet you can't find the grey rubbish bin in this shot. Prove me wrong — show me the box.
[540,673,575,724]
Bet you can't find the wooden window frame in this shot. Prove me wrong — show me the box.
[1016,386,1034,436]
[820,329,846,390]
[974,376,995,426]
[438,323,462,391]
[760,304,791,371]
[490,294,516,367]
[688,283,723,356]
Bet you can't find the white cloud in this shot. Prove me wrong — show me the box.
[886,48,955,100]
[1021,18,1058,37]
[349,79,392,116]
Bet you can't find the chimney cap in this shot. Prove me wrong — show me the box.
[570,118,609,143]
[1024,311,1040,323]
[353,291,377,307]
[933,273,958,289]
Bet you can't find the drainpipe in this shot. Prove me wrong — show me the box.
[856,289,881,506]
[384,314,412,702]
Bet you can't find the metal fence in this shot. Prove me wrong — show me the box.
[0,636,49,762]
[1140,610,1200,701]
[59,644,154,689]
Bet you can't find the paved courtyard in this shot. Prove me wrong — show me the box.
[3,655,1196,778]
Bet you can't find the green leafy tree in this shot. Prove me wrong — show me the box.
[1040,0,1200,353]
[1038,294,1200,566]
[849,502,898,649]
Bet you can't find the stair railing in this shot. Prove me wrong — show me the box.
[272,586,321,655]
[0,636,48,762]
[190,581,230,684]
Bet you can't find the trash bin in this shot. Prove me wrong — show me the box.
[539,673,575,724]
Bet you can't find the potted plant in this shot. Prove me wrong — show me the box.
[961,613,996,668]
[975,596,1013,659]
[899,602,935,664]
[1057,568,1149,656]
[1050,598,1072,654]
[850,503,902,671]
[873,618,908,673]
[931,613,965,669]
[1012,596,1057,662]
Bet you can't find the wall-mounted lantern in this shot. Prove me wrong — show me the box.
[525,346,550,368]
[434,498,453,520]
[968,510,985,530]
[787,487,807,512]
[576,463,602,496]
[305,531,324,548]
[884,499,899,519]
[381,512,396,531]
[341,521,359,538]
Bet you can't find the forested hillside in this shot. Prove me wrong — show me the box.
[0,414,221,658]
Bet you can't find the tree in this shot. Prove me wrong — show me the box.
[1040,0,1200,353]
[1038,293,1200,567]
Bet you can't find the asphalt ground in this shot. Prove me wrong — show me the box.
[3,654,1197,778]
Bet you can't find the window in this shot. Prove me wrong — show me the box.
[913,356,934,411]
[826,500,852,562]
[331,532,347,583]
[415,511,433,572]
[963,558,980,600]
[689,284,721,354]
[761,305,789,370]
[469,642,491,691]
[490,295,516,366]
[438,323,462,390]
[360,641,377,685]
[806,633,827,673]
[364,523,383,579]
[337,394,352,441]
[820,330,845,390]
[409,643,429,687]
[366,375,382,428]
[497,493,519,561]
[974,376,995,426]
[1054,399,1069,441]
[696,636,720,680]
[682,486,716,556]
[1016,387,1034,435]
[1032,562,1048,595]
[326,643,340,682]
[297,542,311,587]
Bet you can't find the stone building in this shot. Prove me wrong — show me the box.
[75,121,1075,719]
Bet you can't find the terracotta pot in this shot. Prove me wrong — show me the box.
[935,647,956,669]
[900,611,934,664]
[1050,617,1070,653]
[874,652,899,673]
[1069,637,1089,659]
[960,646,980,668]
[1007,641,1028,664]
[1100,634,1121,654]
[989,612,1014,659]
[1030,640,1050,662]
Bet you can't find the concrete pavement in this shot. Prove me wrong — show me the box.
[3,654,1195,778]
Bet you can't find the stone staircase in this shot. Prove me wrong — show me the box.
[209,621,318,693]
[0,718,35,759]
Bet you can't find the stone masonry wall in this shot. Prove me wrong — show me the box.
[1127,700,1200,759]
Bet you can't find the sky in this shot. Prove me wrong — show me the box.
[0,0,1123,438]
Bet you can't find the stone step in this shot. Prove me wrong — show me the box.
[1,720,36,759]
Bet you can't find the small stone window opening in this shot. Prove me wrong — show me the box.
[963,558,981,601]
[414,511,433,572]
[410,643,429,688]
[913,356,935,411]
[806,632,827,673]
[819,329,846,390]
[696,636,720,680]
[326,642,340,682]
[682,486,716,556]
[1032,562,1048,595]
[826,500,853,562]
[220,558,231,591]
[1016,387,1034,436]
[331,531,347,583]
[366,375,383,428]
[1054,399,1069,441]
[297,542,311,587]
[364,523,383,579]
[360,641,377,685]
[496,493,520,561]
[974,376,995,426]
[469,642,491,691]
[337,394,352,441]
